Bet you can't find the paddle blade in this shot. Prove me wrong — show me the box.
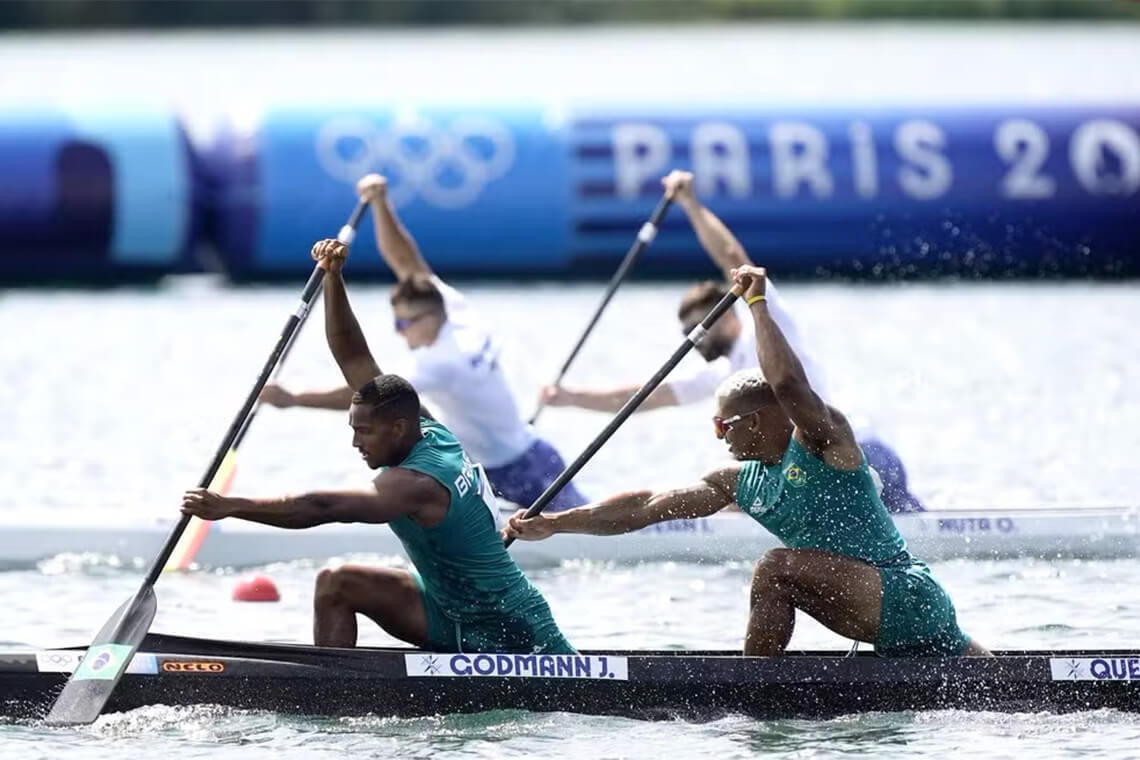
[44,588,157,726]
[163,448,237,572]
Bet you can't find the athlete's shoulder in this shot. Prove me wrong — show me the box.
[702,462,743,501]
[394,424,466,493]
[373,463,450,500]
[419,416,457,441]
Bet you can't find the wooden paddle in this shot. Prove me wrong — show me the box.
[528,192,674,425]
[506,282,743,547]
[45,200,369,726]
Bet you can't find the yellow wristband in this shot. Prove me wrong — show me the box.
[746,294,766,306]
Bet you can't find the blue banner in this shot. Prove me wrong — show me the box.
[7,104,1134,282]
[0,108,194,282]
[221,104,1139,278]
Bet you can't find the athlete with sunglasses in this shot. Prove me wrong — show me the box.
[260,174,587,512]
[506,266,989,659]
[540,169,923,514]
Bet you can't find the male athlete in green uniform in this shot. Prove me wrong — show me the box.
[182,238,574,655]
[506,265,989,657]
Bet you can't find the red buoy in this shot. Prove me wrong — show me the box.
[231,574,281,602]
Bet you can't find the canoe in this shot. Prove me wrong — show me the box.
[4,633,1138,722]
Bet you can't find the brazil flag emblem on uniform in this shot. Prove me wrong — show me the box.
[783,464,808,488]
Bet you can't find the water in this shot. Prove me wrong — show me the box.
[4,707,1140,760]
[1,279,1139,757]
[2,24,1138,110]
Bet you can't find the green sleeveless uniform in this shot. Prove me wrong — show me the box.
[385,418,574,654]
[735,435,968,656]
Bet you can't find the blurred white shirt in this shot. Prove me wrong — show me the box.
[402,278,534,468]
[666,280,832,405]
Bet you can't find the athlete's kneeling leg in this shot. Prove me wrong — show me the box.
[459,594,576,655]
[746,548,883,656]
[875,563,987,656]
[313,565,429,648]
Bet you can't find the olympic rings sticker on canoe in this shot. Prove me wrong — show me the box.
[161,660,226,673]
[314,114,516,209]
[35,650,158,675]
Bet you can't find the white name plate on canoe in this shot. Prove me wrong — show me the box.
[1050,657,1140,681]
[405,652,628,680]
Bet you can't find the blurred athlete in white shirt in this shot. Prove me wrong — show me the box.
[541,170,923,513]
[261,174,586,511]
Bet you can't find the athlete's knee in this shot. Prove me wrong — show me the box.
[314,567,344,605]
[314,566,364,607]
[751,549,797,597]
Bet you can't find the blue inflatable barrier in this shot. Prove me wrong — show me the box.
[5,104,1135,282]
[218,106,570,278]
[212,104,1139,279]
[0,109,195,284]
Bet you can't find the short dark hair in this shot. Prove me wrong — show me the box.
[352,374,421,422]
[390,273,445,315]
[716,369,779,411]
[678,280,727,321]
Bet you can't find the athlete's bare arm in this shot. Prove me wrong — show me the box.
[504,464,740,540]
[181,468,449,529]
[664,170,753,281]
[733,266,861,469]
[259,383,354,410]
[312,239,383,392]
[538,383,679,413]
[356,174,432,280]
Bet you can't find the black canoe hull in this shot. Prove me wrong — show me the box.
[4,633,1138,722]
[5,674,1138,722]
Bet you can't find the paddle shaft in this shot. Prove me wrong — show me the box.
[529,193,674,425]
[143,199,366,587]
[506,283,742,547]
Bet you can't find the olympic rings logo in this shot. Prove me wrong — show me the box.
[315,115,516,209]
[35,651,82,672]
